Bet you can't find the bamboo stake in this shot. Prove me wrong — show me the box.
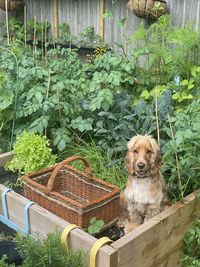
[24,5,27,48]
[44,22,48,67]
[5,0,10,45]
[41,12,44,58]
[33,15,37,54]
[155,89,160,147]
[168,114,184,202]
[99,0,105,42]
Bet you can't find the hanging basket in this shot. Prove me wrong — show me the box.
[0,0,24,11]
[128,0,167,20]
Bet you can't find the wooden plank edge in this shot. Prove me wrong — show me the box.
[0,151,13,167]
[112,190,200,267]
[112,189,200,249]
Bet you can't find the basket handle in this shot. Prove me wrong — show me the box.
[45,156,93,194]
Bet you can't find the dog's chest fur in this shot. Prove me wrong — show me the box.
[125,177,163,205]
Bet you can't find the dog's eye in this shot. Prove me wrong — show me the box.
[133,149,138,154]
[146,150,152,154]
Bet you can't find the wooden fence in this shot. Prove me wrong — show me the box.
[0,0,200,47]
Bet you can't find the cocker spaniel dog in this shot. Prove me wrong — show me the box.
[118,134,169,234]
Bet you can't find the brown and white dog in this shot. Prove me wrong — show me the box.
[118,135,169,233]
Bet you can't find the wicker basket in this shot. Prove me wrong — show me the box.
[22,156,120,229]
[0,0,23,11]
[128,0,167,20]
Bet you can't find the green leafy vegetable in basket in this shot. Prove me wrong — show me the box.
[5,130,57,175]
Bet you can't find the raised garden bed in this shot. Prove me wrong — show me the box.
[0,152,200,267]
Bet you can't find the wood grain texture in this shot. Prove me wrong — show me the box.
[0,151,13,167]
[112,190,200,267]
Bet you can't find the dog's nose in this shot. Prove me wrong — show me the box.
[137,162,145,169]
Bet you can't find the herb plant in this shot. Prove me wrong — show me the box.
[0,231,86,267]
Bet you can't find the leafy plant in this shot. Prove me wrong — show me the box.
[132,15,200,108]
[5,131,56,175]
[0,256,15,267]
[182,218,200,267]
[0,231,86,267]
[162,99,200,201]
[87,217,104,235]
[65,140,126,189]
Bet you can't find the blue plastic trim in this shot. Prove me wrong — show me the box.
[24,201,35,234]
[2,188,12,219]
[0,187,35,236]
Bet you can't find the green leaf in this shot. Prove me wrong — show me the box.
[57,139,66,151]
[140,89,150,99]
[180,79,188,86]
[35,91,43,104]
[172,92,180,100]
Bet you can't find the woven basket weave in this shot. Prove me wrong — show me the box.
[22,156,120,229]
[0,0,23,11]
[128,0,167,19]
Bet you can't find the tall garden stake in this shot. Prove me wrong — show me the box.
[41,12,44,58]
[5,0,10,45]
[168,114,184,202]
[33,15,37,55]
[155,88,160,147]
[24,5,27,48]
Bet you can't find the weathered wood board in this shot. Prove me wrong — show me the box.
[112,190,200,267]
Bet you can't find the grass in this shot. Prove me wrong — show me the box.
[59,140,127,190]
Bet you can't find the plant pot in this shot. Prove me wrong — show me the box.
[128,0,167,20]
[0,240,22,265]
[0,0,23,11]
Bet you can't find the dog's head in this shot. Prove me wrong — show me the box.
[125,135,161,178]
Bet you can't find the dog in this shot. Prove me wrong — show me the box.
[118,134,169,234]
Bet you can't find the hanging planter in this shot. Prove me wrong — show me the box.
[0,0,24,11]
[128,0,167,20]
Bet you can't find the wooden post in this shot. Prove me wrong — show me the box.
[99,0,104,42]
[53,0,59,42]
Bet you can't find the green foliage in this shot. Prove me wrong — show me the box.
[5,17,51,43]
[0,231,85,267]
[133,15,200,108]
[85,90,173,160]
[5,131,56,174]
[0,44,90,152]
[66,140,126,189]
[182,219,200,267]
[162,99,200,201]
[0,256,15,267]
[87,217,104,235]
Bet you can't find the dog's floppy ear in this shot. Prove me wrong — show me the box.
[125,135,141,175]
[148,137,161,175]
[125,150,134,175]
